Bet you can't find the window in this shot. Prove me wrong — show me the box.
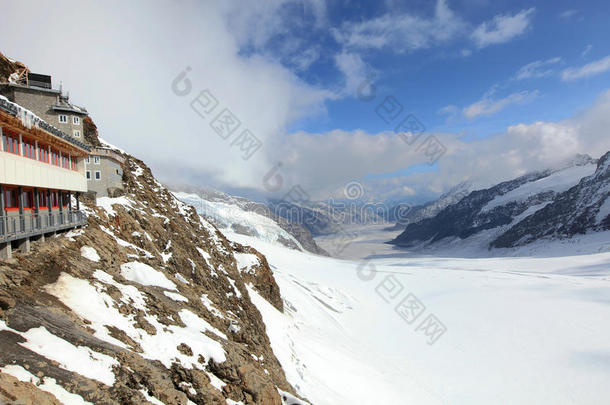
[23,138,36,159]
[94,171,101,180]
[70,156,78,170]
[94,156,100,164]
[50,149,61,166]
[58,115,67,123]
[62,192,69,208]
[61,155,70,169]
[2,131,20,155]
[73,116,80,125]
[85,156,90,164]
[39,191,48,209]
[86,170,91,180]
[38,144,49,163]
[73,130,81,138]
[2,188,19,210]
[50,191,60,208]
[22,190,34,210]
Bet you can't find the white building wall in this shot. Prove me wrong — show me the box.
[0,152,87,192]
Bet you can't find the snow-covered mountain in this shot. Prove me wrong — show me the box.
[391,154,603,251]
[492,151,610,248]
[386,181,473,231]
[173,189,328,256]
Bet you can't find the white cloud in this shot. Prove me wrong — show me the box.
[260,89,610,201]
[0,1,334,190]
[332,0,466,52]
[582,44,593,58]
[334,51,370,95]
[562,55,610,81]
[359,89,610,201]
[471,8,535,48]
[291,47,321,71]
[462,88,539,120]
[559,9,579,20]
[219,0,327,51]
[514,57,561,80]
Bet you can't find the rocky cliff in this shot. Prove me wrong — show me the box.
[0,152,308,404]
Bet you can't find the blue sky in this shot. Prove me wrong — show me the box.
[3,0,610,203]
[269,0,610,139]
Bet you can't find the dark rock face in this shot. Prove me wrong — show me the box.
[491,152,610,248]
[0,154,305,404]
[83,115,103,147]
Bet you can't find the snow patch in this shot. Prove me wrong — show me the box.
[45,273,227,368]
[80,246,100,262]
[164,291,188,302]
[1,365,94,405]
[120,261,177,290]
[201,294,225,319]
[0,321,117,386]
[234,253,259,274]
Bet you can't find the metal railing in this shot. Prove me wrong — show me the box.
[0,210,86,242]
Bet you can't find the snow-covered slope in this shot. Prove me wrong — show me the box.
[225,232,610,405]
[174,190,328,256]
[175,192,305,251]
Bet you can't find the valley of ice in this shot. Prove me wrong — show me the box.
[226,228,610,405]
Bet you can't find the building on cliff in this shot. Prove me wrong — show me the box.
[0,71,124,199]
[85,146,125,198]
[0,73,88,142]
[0,96,90,259]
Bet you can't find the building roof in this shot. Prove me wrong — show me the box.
[0,96,91,154]
[1,82,60,95]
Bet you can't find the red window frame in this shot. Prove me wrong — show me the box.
[50,190,60,208]
[21,189,34,211]
[38,143,49,163]
[38,190,48,209]
[2,187,20,211]
[70,156,78,171]
[50,149,61,166]
[2,130,20,155]
[61,192,69,208]
[23,138,36,159]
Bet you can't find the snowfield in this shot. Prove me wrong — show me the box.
[226,230,610,405]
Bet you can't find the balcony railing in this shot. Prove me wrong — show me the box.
[0,210,86,243]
